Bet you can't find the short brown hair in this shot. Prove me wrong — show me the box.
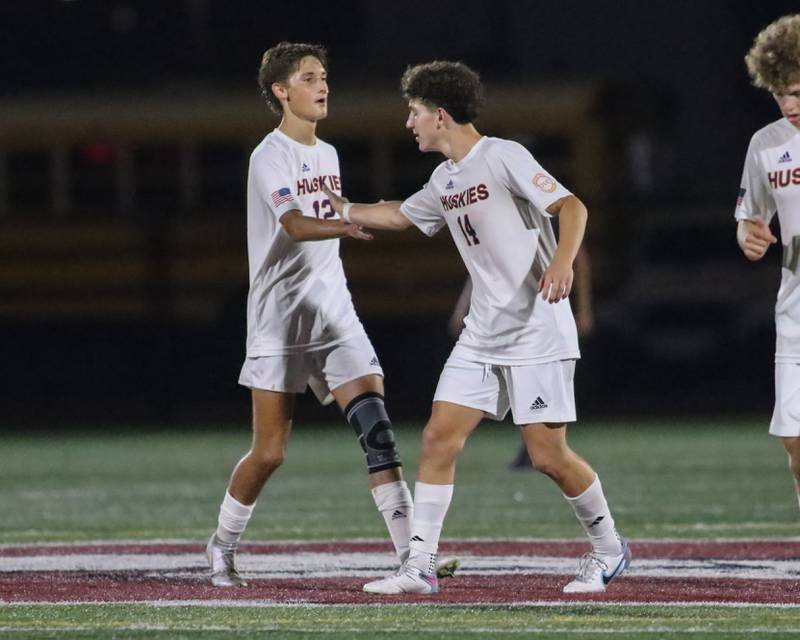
[401,61,483,124]
[745,14,800,93]
[258,42,328,114]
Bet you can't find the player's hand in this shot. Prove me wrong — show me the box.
[539,256,573,303]
[344,223,373,241]
[741,218,777,261]
[322,185,346,214]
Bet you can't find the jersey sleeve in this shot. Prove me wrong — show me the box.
[251,153,302,220]
[734,136,775,223]
[400,182,446,237]
[489,141,572,216]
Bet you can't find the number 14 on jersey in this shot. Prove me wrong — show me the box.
[457,214,480,246]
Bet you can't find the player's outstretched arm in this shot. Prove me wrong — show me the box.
[280,209,373,242]
[538,195,588,303]
[737,218,777,261]
[323,186,414,231]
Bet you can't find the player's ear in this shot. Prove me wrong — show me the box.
[272,82,289,104]
[436,107,447,129]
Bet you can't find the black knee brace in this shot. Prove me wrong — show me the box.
[344,392,402,473]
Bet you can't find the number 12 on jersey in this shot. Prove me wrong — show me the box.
[312,199,335,219]
[457,214,481,246]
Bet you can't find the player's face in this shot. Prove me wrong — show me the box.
[280,56,328,122]
[773,83,800,129]
[406,99,440,152]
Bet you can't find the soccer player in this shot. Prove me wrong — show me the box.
[736,14,800,512]
[205,42,417,587]
[449,247,595,470]
[323,61,630,594]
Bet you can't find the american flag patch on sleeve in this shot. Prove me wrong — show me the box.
[271,187,293,207]
[736,187,746,207]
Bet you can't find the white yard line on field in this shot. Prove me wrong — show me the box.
[2,535,800,549]
[2,551,800,581]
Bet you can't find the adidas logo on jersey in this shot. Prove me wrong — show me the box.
[391,510,407,520]
[779,151,792,163]
[445,179,454,190]
[301,163,311,172]
[529,396,548,410]
[369,356,379,366]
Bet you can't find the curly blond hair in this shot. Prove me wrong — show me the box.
[746,14,800,93]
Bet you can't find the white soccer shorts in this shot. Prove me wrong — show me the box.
[238,332,383,405]
[770,363,800,437]
[433,349,577,425]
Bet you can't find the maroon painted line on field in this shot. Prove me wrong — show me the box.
[2,573,799,605]
[3,540,800,560]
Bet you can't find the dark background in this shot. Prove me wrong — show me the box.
[1,0,797,428]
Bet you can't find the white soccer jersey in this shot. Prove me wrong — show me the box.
[244,129,363,356]
[736,118,800,363]
[401,136,580,364]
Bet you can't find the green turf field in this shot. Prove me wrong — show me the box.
[1,419,798,638]
[3,603,800,639]
[1,418,796,542]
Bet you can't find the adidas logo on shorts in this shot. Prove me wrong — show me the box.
[369,356,379,366]
[529,396,548,410]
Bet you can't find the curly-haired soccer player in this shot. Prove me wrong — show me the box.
[324,60,630,594]
[736,15,800,512]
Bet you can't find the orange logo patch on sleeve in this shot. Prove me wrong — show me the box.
[533,173,557,193]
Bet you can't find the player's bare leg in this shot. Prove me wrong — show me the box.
[208,389,294,586]
[363,402,482,594]
[521,422,629,593]
[520,422,594,496]
[229,390,295,503]
[409,402,483,579]
[780,436,800,510]
[417,401,485,485]
[413,401,484,577]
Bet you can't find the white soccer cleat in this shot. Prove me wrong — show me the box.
[206,534,247,587]
[363,563,440,594]
[435,556,460,579]
[562,538,631,594]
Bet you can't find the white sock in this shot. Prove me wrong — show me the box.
[215,491,255,546]
[371,480,413,562]
[407,482,454,574]
[563,475,622,557]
